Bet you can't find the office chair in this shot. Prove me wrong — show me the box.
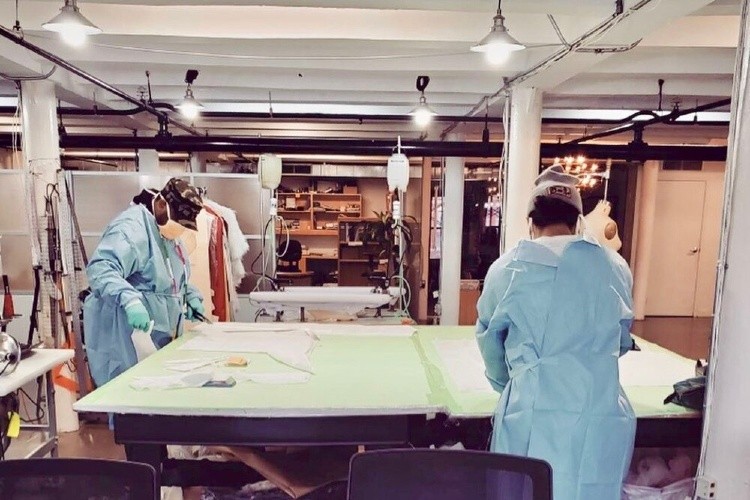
[0,458,159,500]
[277,239,303,272]
[348,449,553,500]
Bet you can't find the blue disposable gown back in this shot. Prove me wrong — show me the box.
[83,204,201,387]
[476,235,636,500]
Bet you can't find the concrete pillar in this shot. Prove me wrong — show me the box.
[631,160,660,320]
[417,157,432,322]
[439,135,464,326]
[698,2,750,497]
[21,81,60,218]
[137,149,160,172]
[189,152,210,173]
[503,87,543,252]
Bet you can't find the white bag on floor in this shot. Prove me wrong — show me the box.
[622,478,694,500]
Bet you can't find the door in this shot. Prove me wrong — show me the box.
[646,180,706,316]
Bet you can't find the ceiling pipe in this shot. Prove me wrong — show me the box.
[0,24,201,136]
[0,106,730,127]
[441,0,657,138]
[566,98,732,144]
[0,133,726,161]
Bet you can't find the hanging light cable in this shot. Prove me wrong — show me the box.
[42,0,101,47]
[471,0,525,65]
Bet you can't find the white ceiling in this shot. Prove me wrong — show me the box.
[0,0,741,142]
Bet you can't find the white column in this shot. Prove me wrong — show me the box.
[698,2,750,497]
[21,81,60,217]
[503,87,543,252]
[631,160,660,320]
[20,81,79,431]
[137,149,160,172]
[439,135,464,326]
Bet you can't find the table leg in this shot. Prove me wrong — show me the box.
[45,372,58,458]
[300,307,306,322]
[125,444,166,487]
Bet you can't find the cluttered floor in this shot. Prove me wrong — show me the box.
[55,317,711,498]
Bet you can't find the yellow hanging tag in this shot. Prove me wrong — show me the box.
[7,412,21,438]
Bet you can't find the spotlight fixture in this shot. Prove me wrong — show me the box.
[176,69,204,120]
[409,75,437,128]
[42,0,101,47]
[471,0,525,65]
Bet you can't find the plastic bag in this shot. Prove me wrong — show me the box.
[132,320,157,361]
[622,478,694,500]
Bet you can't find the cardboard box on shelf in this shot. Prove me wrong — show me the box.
[343,186,358,194]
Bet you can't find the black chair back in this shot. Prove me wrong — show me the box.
[348,449,552,500]
[0,458,159,500]
[278,239,303,272]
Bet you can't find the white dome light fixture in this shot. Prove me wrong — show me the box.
[471,0,525,66]
[176,69,204,120]
[42,0,101,47]
[409,75,437,128]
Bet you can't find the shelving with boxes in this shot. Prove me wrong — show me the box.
[276,189,364,282]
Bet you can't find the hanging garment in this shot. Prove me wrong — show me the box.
[84,204,202,387]
[476,234,636,500]
[205,205,229,321]
[585,200,622,252]
[203,199,249,285]
[185,210,217,322]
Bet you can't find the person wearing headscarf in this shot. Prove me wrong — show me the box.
[477,165,636,499]
[84,178,205,387]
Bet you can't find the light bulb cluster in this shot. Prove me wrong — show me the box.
[554,156,603,189]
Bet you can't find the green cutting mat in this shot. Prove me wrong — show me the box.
[75,325,697,420]
[414,326,698,418]
[75,331,439,416]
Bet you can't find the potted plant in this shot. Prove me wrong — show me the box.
[362,211,417,278]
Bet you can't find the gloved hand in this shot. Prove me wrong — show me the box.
[186,297,205,320]
[125,300,151,331]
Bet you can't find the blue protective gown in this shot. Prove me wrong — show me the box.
[83,204,201,387]
[476,234,636,500]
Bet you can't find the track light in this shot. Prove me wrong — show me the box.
[176,69,204,120]
[471,0,525,65]
[409,75,437,128]
[43,0,101,47]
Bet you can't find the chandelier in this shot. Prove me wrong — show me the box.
[553,156,612,195]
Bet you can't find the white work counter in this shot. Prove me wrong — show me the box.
[1,348,74,460]
[249,286,402,320]
[0,349,74,397]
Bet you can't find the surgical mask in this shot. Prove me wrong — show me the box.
[156,200,187,240]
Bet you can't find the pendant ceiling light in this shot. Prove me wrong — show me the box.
[409,75,437,128]
[471,0,525,65]
[42,0,102,47]
[176,69,204,120]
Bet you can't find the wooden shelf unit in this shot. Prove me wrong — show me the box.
[275,192,364,284]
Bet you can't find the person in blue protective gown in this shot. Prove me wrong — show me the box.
[477,165,636,500]
[84,178,206,388]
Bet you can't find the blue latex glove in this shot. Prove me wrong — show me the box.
[124,300,151,331]
[186,297,205,320]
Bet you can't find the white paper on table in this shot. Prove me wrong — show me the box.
[618,347,696,387]
[130,371,213,391]
[304,324,416,337]
[233,371,311,385]
[179,329,316,373]
[164,357,225,373]
[433,339,494,393]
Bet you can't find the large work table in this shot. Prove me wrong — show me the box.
[74,325,700,486]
